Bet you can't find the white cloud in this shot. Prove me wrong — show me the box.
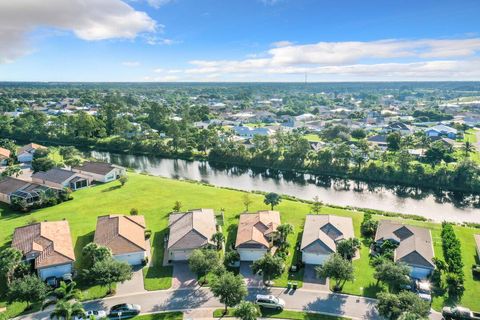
[144,35,179,45]
[0,0,156,63]
[122,61,141,67]
[146,0,173,8]
[153,68,164,73]
[271,40,293,48]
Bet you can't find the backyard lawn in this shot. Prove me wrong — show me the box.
[0,172,479,316]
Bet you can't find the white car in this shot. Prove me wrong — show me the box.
[255,294,285,310]
[74,310,107,320]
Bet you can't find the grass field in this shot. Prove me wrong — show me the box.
[213,308,349,319]
[131,312,183,320]
[0,173,479,316]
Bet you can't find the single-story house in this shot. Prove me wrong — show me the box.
[374,220,435,279]
[233,126,273,138]
[0,147,11,165]
[475,234,480,259]
[72,161,126,183]
[167,208,217,261]
[367,135,388,149]
[12,221,75,280]
[32,168,92,190]
[424,125,458,139]
[0,176,52,205]
[235,210,280,261]
[300,215,355,265]
[17,143,46,163]
[383,122,413,135]
[94,214,147,265]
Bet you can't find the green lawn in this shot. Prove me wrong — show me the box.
[464,129,478,144]
[213,308,349,319]
[131,312,183,320]
[1,172,479,316]
[303,133,322,142]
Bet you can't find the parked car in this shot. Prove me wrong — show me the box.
[73,309,107,320]
[108,304,141,319]
[45,276,58,288]
[442,306,480,320]
[415,280,432,303]
[255,294,285,310]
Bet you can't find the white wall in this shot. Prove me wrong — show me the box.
[114,251,146,266]
[169,249,193,261]
[38,263,73,280]
[302,252,329,265]
[238,248,267,261]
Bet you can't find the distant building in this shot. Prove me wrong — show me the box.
[424,125,458,139]
[0,147,11,165]
[17,143,47,163]
[233,126,273,138]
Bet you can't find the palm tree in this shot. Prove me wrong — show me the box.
[43,281,82,309]
[211,232,225,250]
[462,141,474,157]
[49,301,85,320]
[276,223,294,248]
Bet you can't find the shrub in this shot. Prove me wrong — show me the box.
[130,208,139,215]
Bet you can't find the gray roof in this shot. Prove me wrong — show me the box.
[301,215,354,254]
[0,177,30,194]
[32,168,78,184]
[73,161,122,176]
[375,220,434,268]
[167,209,216,250]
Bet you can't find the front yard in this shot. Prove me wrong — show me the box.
[1,172,479,316]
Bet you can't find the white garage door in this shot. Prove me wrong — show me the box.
[302,252,329,265]
[238,249,266,261]
[170,250,192,261]
[38,263,72,280]
[410,266,432,280]
[114,252,145,265]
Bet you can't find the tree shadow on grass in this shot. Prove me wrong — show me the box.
[73,231,94,270]
[101,185,121,193]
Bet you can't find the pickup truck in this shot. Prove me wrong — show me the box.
[442,306,480,320]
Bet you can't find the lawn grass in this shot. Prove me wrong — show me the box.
[0,173,479,315]
[303,133,322,142]
[464,129,478,144]
[131,311,183,320]
[213,308,349,319]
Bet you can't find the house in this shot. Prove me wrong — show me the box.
[367,135,388,149]
[32,168,92,190]
[167,208,217,261]
[475,234,480,259]
[12,221,75,280]
[0,176,52,205]
[233,126,273,138]
[300,215,355,265]
[383,122,412,135]
[72,161,126,183]
[424,125,458,139]
[0,147,11,165]
[17,143,46,163]
[94,215,147,265]
[374,220,435,279]
[235,211,280,261]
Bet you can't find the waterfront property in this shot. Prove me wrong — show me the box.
[94,214,147,265]
[32,167,92,190]
[12,220,75,280]
[167,208,217,261]
[0,176,52,205]
[235,210,280,261]
[300,215,355,265]
[374,220,435,279]
[16,143,46,163]
[72,161,126,183]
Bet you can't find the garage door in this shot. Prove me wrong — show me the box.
[170,250,192,261]
[239,249,266,261]
[302,252,329,265]
[114,252,145,265]
[410,266,432,280]
[38,263,72,280]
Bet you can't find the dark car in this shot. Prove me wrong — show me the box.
[108,303,141,319]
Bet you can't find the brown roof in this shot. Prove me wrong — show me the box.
[167,209,217,250]
[94,215,146,255]
[235,211,280,249]
[73,161,121,176]
[12,221,75,268]
[0,177,31,194]
[301,215,354,253]
[18,143,46,155]
[375,220,434,268]
[0,147,11,159]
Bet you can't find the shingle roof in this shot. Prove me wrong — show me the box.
[167,209,217,250]
[301,215,354,253]
[18,143,46,155]
[94,215,146,255]
[32,168,77,184]
[73,161,120,176]
[235,211,280,248]
[0,177,30,194]
[0,147,11,159]
[12,221,75,268]
[375,220,434,268]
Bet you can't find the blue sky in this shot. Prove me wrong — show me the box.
[0,0,479,81]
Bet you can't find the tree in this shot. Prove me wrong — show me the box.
[43,281,82,309]
[376,291,430,320]
[211,232,225,250]
[83,258,132,293]
[82,243,112,268]
[0,247,22,284]
[224,250,240,267]
[172,200,182,212]
[360,213,378,238]
[315,253,354,291]
[311,195,323,214]
[234,301,260,320]
[276,223,294,248]
[8,274,49,308]
[264,192,281,210]
[351,128,367,139]
[462,141,474,157]
[336,238,361,260]
[118,175,128,187]
[32,157,56,173]
[251,253,284,285]
[242,193,253,212]
[1,165,22,177]
[188,249,220,280]
[49,301,86,320]
[211,271,247,313]
[374,260,411,292]
[387,132,401,151]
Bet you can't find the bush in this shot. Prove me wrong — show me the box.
[144,229,152,239]
[130,208,139,215]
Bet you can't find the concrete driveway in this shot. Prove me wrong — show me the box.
[303,264,329,290]
[172,262,197,289]
[116,265,146,295]
[240,262,264,287]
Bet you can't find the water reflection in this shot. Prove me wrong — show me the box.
[89,151,480,223]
